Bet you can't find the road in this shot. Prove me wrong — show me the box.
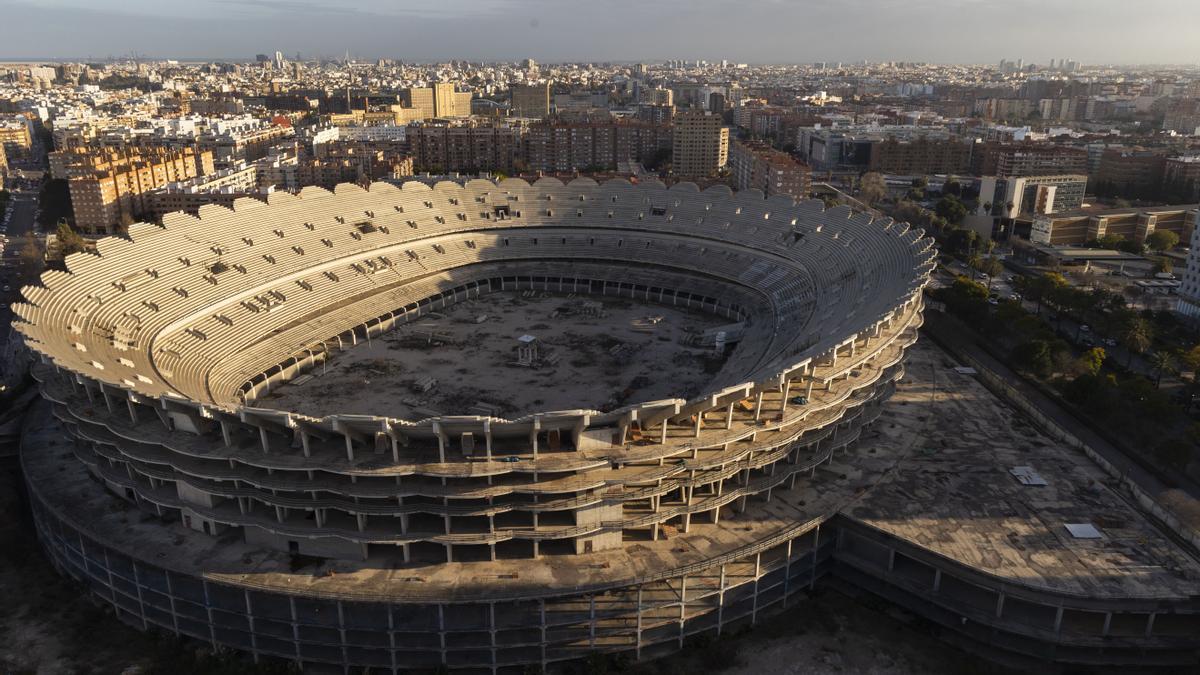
[935,261,1181,389]
[0,191,41,372]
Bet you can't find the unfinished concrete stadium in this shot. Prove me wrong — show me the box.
[12,178,1200,672]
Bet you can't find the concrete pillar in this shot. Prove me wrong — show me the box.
[754,392,764,420]
[677,574,687,647]
[725,402,734,429]
[258,426,271,454]
[635,586,643,659]
[994,592,1005,619]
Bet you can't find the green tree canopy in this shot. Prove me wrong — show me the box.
[935,195,968,224]
[1146,229,1180,252]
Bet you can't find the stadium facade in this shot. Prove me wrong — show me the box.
[17,179,1199,672]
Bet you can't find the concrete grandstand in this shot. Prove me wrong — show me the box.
[13,178,1200,672]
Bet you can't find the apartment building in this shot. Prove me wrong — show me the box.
[60,147,213,233]
[1164,156,1200,202]
[145,162,265,220]
[1093,148,1167,199]
[406,120,520,174]
[511,83,551,119]
[972,143,1088,177]
[1178,212,1200,321]
[729,140,812,200]
[197,123,294,169]
[673,110,728,178]
[399,84,472,121]
[866,136,972,176]
[0,116,33,158]
[525,120,670,174]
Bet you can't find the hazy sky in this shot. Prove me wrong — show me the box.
[2,0,1198,65]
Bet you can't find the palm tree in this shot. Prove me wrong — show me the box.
[1120,316,1153,369]
[1148,351,1176,389]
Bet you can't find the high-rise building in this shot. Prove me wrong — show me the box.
[1164,156,1200,202]
[399,84,471,120]
[729,140,812,200]
[56,147,214,233]
[524,120,670,174]
[511,83,551,119]
[1177,211,1200,320]
[867,137,973,176]
[673,111,728,178]
[972,143,1088,177]
[0,116,33,159]
[405,120,520,174]
[979,174,1088,221]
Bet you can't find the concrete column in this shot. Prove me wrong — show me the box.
[725,402,734,429]
[258,426,271,454]
[635,586,643,659]
[677,574,687,647]
[994,592,1005,619]
[343,433,355,462]
[754,392,764,420]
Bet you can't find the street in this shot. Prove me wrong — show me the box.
[0,190,40,358]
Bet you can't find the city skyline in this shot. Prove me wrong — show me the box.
[2,0,1199,65]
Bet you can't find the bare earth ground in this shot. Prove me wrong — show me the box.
[261,292,732,420]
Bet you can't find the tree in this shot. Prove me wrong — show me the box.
[1152,257,1173,275]
[859,172,887,206]
[935,195,968,224]
[116,211,135,234]
[944,227,978,257]
[55,221,86,255]
[1012,339,1055,378]
[1148,351,1176,388]
[1120,316,1153,368]
[1146,230,1180,253]
[1018,272,1067,316]
[973,256,1003,289]
[1077,347,1106,376]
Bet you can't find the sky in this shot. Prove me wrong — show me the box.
[1,0,1198,65]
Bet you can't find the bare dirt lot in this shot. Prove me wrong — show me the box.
[263,292,735,420]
